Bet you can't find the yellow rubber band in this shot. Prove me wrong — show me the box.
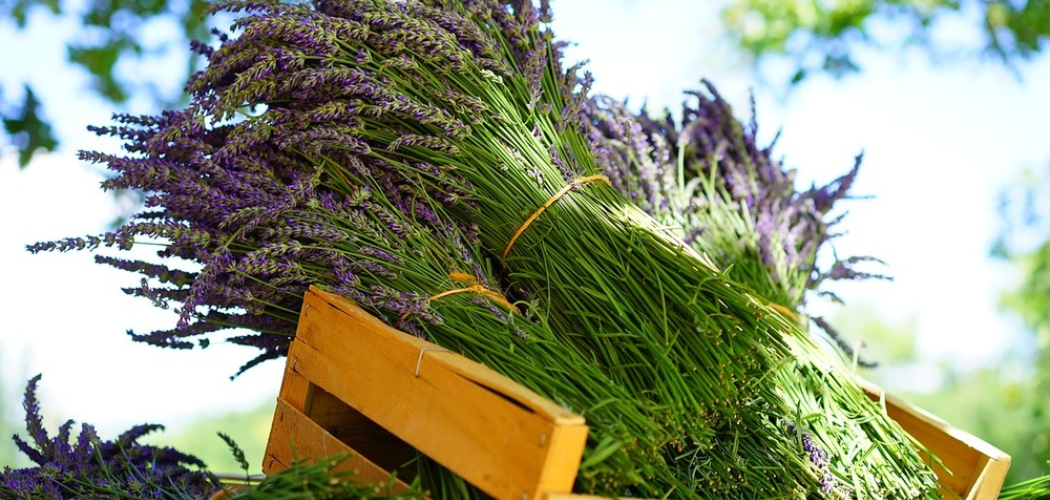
[767,302,799,323]
[502,174,611,259]
[397,273,518,326]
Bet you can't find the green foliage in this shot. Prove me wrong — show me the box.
[223,454,426,500]
[1,0,211,166]
[145,399,276,476]
[68,38,134,103]
[1,85,58,168]
[7,0,60,28]
[722,0,1050,84]
[995,166,1050,341]
[68,0,211,104]
[1000,466,1050,500]
[991,165,1050,482]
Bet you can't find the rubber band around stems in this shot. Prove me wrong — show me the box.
[767,302,799,323]
[498,174,797,326]
[502,174,612,260]
[396,273,518,327]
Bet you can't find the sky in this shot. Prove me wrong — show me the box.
[1,0,1049,447]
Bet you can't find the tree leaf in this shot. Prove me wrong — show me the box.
[2,85,58,168]
[789,68,806,85]
[68,40,133,103]
[7,0,61,28]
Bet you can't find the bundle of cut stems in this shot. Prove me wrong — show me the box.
[1000,471,1050,500]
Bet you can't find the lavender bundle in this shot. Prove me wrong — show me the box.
[0,376,428,500]
[222,454,428,500]
[40,107,676,492]
[0,375,216,500]
[31,0,940,498]
[587,84,936,497]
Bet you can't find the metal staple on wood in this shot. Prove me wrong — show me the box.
[414,347,451,377]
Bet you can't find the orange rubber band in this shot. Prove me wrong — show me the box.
[397,273,518,326]
[502,174,611,259]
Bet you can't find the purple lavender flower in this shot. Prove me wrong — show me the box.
[586,80,883,302]
[28,1,516,371]
[786,422,850,499]
[586,81,884,364]
[0,375,216,499]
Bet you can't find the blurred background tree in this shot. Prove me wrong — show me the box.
[1,0,210,167]
[722,0,1050,85]
[990,166,1050,479]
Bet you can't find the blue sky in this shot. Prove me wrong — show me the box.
[1,1,1048,441]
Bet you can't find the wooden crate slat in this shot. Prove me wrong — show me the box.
[860,379,1010,500]
[276,358,311,410]
[264,398,418,495]
[317,286,586,425]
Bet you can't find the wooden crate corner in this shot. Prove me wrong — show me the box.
[264,286,588,500]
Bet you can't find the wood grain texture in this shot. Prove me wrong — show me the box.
[264,397,417,494]
[314,286,584,425]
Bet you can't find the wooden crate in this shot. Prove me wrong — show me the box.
[263,287,1010,500]
[264,286,588,500]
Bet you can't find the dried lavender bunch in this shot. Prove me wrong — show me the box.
[0,375,216,500]
[588,82,887,309]
[29,0,939,497]
[35,109,676,491]
[218,435,427,500]
[32,97,687,493]
[587,83,890,361]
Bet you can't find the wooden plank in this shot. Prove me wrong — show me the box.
[314,286,585,425]
[264,397,418,495]
[278,359,311,411]
[303,383,416,476]
[861,379,1011,500]
[292,286,589,500]
[968,456,1012,500]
